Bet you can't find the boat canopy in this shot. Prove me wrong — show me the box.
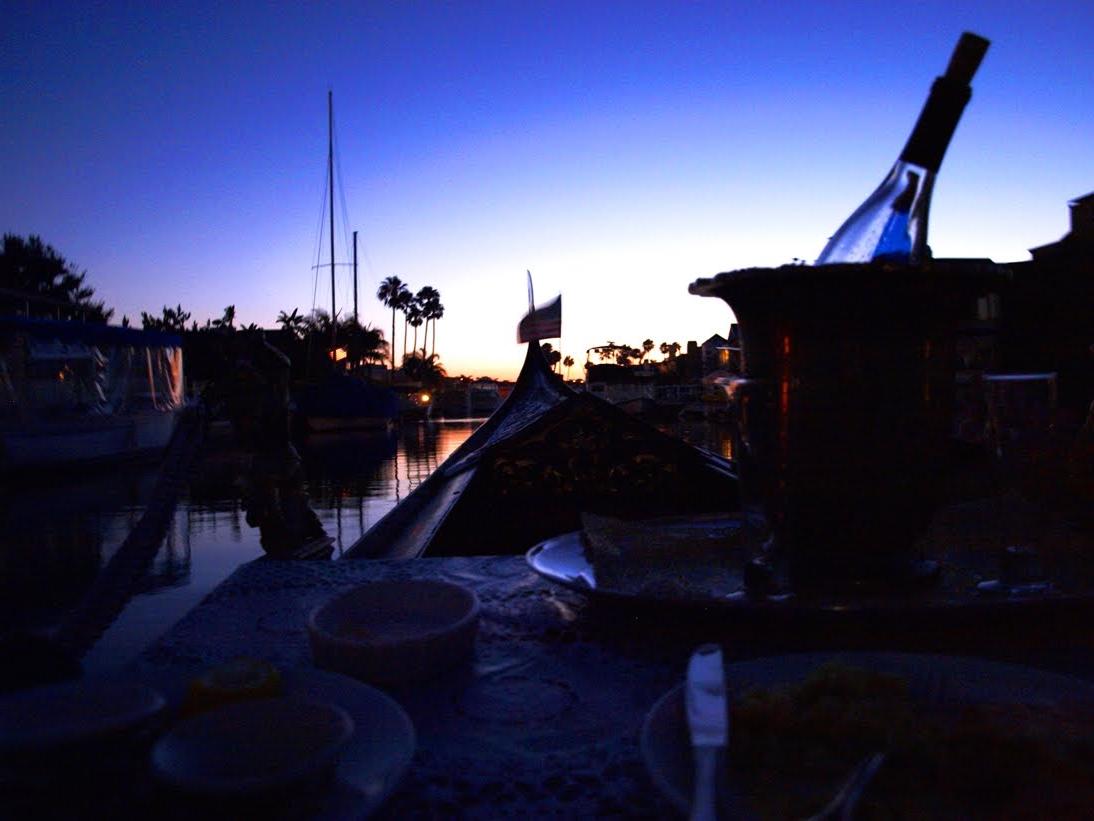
[0,316,184,419]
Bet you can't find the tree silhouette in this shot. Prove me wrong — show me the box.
[563,355,575,379]
[141,304,191,332]
[340,318,388,369]
[303,308,332,336]
[1,234,113,322]
[416,286,442,358]
[659,341,681,360]
[408,300,424,356]
[540,342,562,372]
[640,339,655,363]
[277,308,307,339]
[401,352,446,389]
[377,276,409,379]
[429,300,444,357]
[211,305,236,331]
[396,287,415,362]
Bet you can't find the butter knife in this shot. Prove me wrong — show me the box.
[686,643,727,821]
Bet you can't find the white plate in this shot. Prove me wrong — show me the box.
[149,667,415,817]
[640,652,1094,817]
[0,679,166,756]
[152,696,355,796]
[282,668,416,818]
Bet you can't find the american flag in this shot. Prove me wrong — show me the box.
[517,295,562,342]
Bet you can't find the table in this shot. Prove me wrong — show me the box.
[133,554,1094,818]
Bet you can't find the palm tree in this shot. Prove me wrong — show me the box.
[563,355,574,379]
[540,343,562,372]
[408,301,424,356]
[639,339,654,363]
[377,276,409,379]
[211,304,236,331]
[396,288,417,362]
[277,308,307,339]
[659,341,681,360]
[304,308,333,337]
[415,286,441,358]
[428,300,444,358]
[413,286,435,356]
[141,304,191,332]
[402,352,447,390]
[340,318,388,370]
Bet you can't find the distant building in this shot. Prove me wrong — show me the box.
[584,363,658,405]
[999,192,1094,422]
[699,326,741,375]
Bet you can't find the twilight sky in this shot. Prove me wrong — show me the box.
[3,1,1092,379]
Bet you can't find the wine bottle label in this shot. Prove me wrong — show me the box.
[899,78,972,171]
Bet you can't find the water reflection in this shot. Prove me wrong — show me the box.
[0,466,159,633]
[1,421,481,672]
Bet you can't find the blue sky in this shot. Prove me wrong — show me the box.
[3,1,1092,378]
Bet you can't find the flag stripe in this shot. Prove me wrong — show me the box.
[517,295,562,342]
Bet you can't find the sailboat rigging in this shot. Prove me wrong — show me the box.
[295,92,399,433]
[313,90,361,347]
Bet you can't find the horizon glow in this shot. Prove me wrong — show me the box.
[3,1,1092,379]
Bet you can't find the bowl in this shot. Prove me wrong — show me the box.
[307,579,480,685]
[151,696,354,798]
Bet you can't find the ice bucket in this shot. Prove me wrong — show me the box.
[690,260,1006,587]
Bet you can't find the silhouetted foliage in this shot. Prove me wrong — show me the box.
[211,304,236,331]
[401,352,446,389]
[339,318,387,369]
[141,304,191,332]
[276,308,306,339]
[1,234,113,322]
[540,342,562,372]
[377,275,409,377]
[407,300,424,356]
[416,286,443,358]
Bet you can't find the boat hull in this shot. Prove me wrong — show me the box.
[305,416,394,434]
[1,411,179,473]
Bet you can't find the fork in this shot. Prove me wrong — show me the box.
[804,752,885,821]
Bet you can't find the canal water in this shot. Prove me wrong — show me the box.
[1,418,732,673]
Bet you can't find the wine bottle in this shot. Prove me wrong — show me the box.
[816,32,990,265]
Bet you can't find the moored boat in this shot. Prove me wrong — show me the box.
[0,316,185,474]
[344,342,739,559]
[293,373,399,433]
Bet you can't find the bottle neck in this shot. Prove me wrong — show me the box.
[898,77,972,172]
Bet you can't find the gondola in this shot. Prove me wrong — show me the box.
[344,342,739,559]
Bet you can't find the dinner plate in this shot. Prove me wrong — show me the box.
[640,651,1094,817]
[526,528,782,609]
[527,530,1092,617]
[152,696,355,796]
[0,679,166,757]
[280,668,416,818]
[147,667,416,817]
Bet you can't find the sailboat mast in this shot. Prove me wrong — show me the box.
[328,90,336,349]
